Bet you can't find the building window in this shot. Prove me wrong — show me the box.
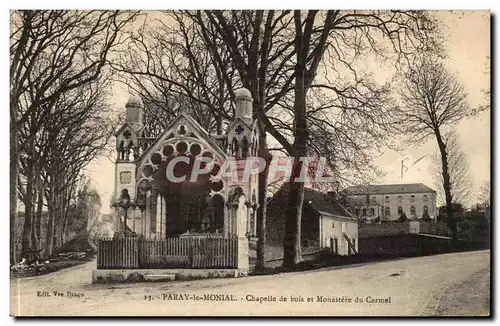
[370,208,375,216]
[371,196,376,203]
[398,196,402,204]
[398,206,403,214]
[362,208,367,216]
[385,196,390,203]
[423,195,428,202]
[423,205,429,213]
[410,205,416,215]
[385,207,390,216]
[411,195,415,202]
[355,208,360,217]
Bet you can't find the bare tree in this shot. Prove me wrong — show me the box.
[267,10,440,267]
[478,180,490,208]
[429,131,473,206]
[282,10,336,267]
[396,57,484,239]
[10,10,137,263]
[113,11,237,135]
[43,83,114,256]
[112,10,441,269]
[16,78,114,257]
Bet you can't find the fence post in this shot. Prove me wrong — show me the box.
[188,242,194,268]
[97,239,100,268]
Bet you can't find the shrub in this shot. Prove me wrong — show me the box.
[422,210,431,222]
[398,212,408,222]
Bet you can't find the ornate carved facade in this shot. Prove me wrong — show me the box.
[113,90,260,240]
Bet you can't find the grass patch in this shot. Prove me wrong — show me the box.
[11,254,95,279]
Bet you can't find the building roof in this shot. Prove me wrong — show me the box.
[270,184,356,220]
[125,95,144,108]
[235,87,252,101]
[342,183,436,195]
[136,112,228,166]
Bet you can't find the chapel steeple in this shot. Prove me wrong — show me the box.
[115,94,144,163]
[125,95,144,128]
[227,88,259,159]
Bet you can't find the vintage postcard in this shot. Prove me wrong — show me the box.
[9,9,490,317]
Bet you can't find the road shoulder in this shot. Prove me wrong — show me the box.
[432,266,490,316]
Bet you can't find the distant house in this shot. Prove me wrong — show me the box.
[267,185,358,258]
[341,183,437,221]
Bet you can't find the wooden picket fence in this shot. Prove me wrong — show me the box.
[97,235,238,269]
[97,237,139,269]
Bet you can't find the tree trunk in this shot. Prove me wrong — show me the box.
[253,11,273,273]
[62,209,69,245]
[20,206,33,259]
[35,177,44,248]
[10,120,19,264]
[56,194,62,249]
[63,178,77,245]
[61,190,71,245]
[216,81,224,135]
[283,11,317,269]
[21,137,36,257]
[216,115,222,135]
[30,162,41,253]
[436,131,457,240]
[45,175,56,257]
[30,178,39,253]
[283,166,305,269]
[255,130,271,272]
[283,127,307,267]
[283,44,308,268]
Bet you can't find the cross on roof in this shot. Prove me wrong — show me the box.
[123,129,131,139]
[235,125,244,135]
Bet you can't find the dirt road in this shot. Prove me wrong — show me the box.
[11,250,490,317]
[434,266,490,316]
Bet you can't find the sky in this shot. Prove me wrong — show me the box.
[374,11,490,205]
[86,10,491,213]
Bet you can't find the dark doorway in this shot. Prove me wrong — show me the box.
[152,150,224,237]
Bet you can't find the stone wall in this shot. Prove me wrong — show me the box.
[358,234,450,257]
[359,221,410,238]
[92,268,240,283]
[359,221,450,239]
[419,221,450,237]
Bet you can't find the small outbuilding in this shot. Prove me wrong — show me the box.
[266,185,358,258]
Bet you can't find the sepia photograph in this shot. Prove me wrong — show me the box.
[8,7,491,317]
